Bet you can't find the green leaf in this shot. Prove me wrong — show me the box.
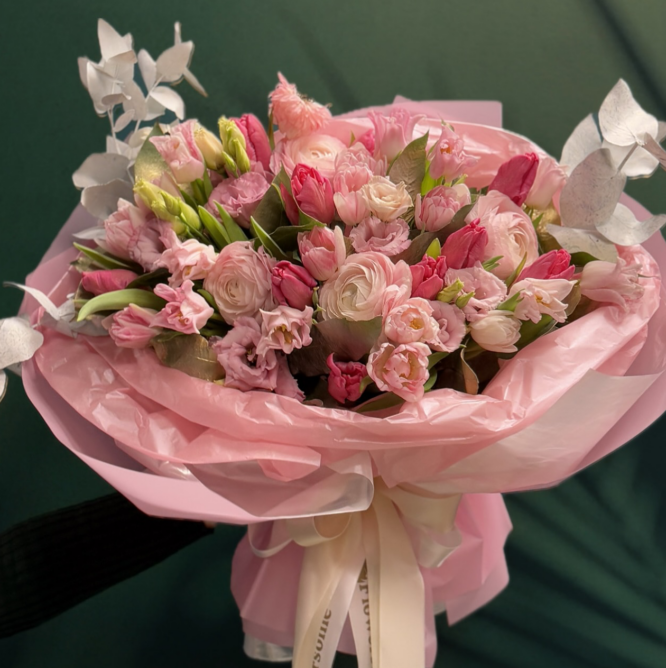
[198,206,230,248]
[252,182,289,233]
[570,251,599,266]
[133,124,171,183]
[426,238,441,259]
[271,225,313,251]
[267,110,275,151]
[420,164,437,196]
[482,255,504,272]
[436,203,474,244]
[423,371,438,392]
[497,292,523,312]
[190,179,207,206]
[152,333,225,381]
[392,231,436,265]
[179,188,199,211]
[77,289,166,322]
[515,314,556,349]
[388,133,428,201]
[202,169,214,200]
[505,253,528,288]
[196,288,218,311]
[316,317,382,361]
[428,351,449,369]
[354,392,404,414]
[214,203,248,242]
[126,268,170,289]
[73,243,135,271]
[250,217,290,261]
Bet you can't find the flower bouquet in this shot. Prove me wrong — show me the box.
[3,19,666,668]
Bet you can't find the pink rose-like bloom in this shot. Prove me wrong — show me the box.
[103,199,165,271]
[298,226,346,281]
[206,171,271,228]
[468,310,521,353]
[429,126,479,182]
[275,354,305,401]
[272,261,317,310]
[271,133,347,180]
[429,301,466,352]
[415,184,471,233]
[367,341,431,402]
[157,228,217,287]
[269,73,332,140]
[488,153,539,207]
[518,249,575,282]
[410,255,448,300]
[288,164,335,225]
[152,280,214,335]
[332,145,383,195]
[149,120,205,184]
[334,190,371,227]
[204,242,276,324]
[211,317,278,392]
[369,108,423,162]
[258,305,313,356]
[467,191,539,280]
[361,176,413,222]
[350,217,411,257]
[442,219,489,270]
[319,252,412,321]
[81,269,138,295]
[510,278,576,323]
[383,298,440,347]
[445,264,508,317]
[580,256,644,311]
[525,156,567,211]
[232,114,272,171]
[326,354,367,404]
[356,130,375,156]
[103,304,161,349]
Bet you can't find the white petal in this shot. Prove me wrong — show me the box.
[81,179,134,220]
[183,68,207,97]
[174,22,183,45]
[559,148,627,230]
[546,225,618,263]
[560,114,602,175]
[155,42,193,83]
[72,153,131,189]
[641,133,666,171]
[602,140,659,178]
[658,122,666,142]
[98,19,135,62]
[86,62,120,114]
[597,202,666,245]
[106,135,132,157]
[138,49,157,90]
[598,79,659,147]
[73,226,107,241]
[149,86,185,119]
[0,370,6,402]
[0,317,44,369]
[121,79,148,122]
[114,109,135,133]
[78,57,91,90]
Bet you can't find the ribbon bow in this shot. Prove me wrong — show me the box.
[249,480,461,668]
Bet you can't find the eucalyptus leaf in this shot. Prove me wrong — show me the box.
[134,125,170,183]
[73,153,130,189]
[81,179,134,220]
[316,317,382,361]
[77,289,166,321]
[642,134,666,171]
[152,333,224,381]
[155,42,193,82]
[149,86,185,120]
[546,225,618,263]
[388,133,428,201]
[561,113,602,174]
[596,203,666,246]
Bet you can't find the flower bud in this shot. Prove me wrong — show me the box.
[271,261,317,310]
[134,179,184,233]
[488,153,539,207]
[410,255,447,300]
[441,219,488,269]
[219,117,251,174]
[194,125,225,171]
[518,249,575,281]
[437,278,464,303]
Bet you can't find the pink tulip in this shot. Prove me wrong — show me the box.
[442,219,488,269]
[488,153,539,207]
[518,249,575,281]
[326,354,367,404]
[286,164,335,225]
[415,184,471,233]
[429,126,478,182]
[298,226,346,281]
[271,261,317,310]
[103,305,161,349]
[232,114,272,171]
[579,256,644,311]
[369,108,422,162]
[81,269,138,295]
[367,342,431,402]
[410,255,448,300]
[152,280,214,334]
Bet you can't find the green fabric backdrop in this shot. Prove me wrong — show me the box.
[1,1,666,666]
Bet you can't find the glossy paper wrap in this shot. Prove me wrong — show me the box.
[19,101,666,659]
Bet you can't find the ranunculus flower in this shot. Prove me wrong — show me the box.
[272,261,317,311]
[157,227,217,286]
[580,256,644,311]
[269,73,332,140]
[211,317,278,392]
[429,126,478,182]
[467,191,539,280]
[298,226,346,281]
[102,199,165,271]
[81,269,138,295]
[367,341,431,402]
[510,278,576,323]
[488,153,539,207]
[102,304,161,349]
[525,156,567,211]
[361,176,413,222]
[441,219,489,269]
[468,310,521,353]
[257,305,313,355]
[232,114,272,171]
[326,354,367,404]
[410,255,448,300]
[152,280,214,335]
[287,164,335,225]
[518,249,575,281]
[429,301,466,352]
[445,264,508,317]
[414,184,471,232]
[369,108,423,162]
[356,130,375,155]
[204,242,276,324]
[149,120,205,184]
[271,133,347,179]
[275,354,305,401]
[319,252,412,321]
[383,298,440,347]
[349,217,411,256]
[206,171,271,227]
[333,145,384,194]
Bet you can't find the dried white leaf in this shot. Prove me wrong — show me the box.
[149,86,185,119]
[560,148,626,230]
[155,42,193,83]
[597,202,666,245]
[641,133,666,170]
[598,79,659,147]
[658,122,666,142]
[602,140,659,178]
[546,225,618,263]
[72,226,107,241]
[174,21,183,44]
[0,317,44,370]
[97,19,135,64]
[183,68,207,97]
[121,79,148,123]
[78,57,91,90]
[81,179,133,220]
[561,113,602,174]
[144,96,167,121]
[113,109,135,133]
[73,153,131,189]
[0,370,6,402]
[138,49,157,90]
